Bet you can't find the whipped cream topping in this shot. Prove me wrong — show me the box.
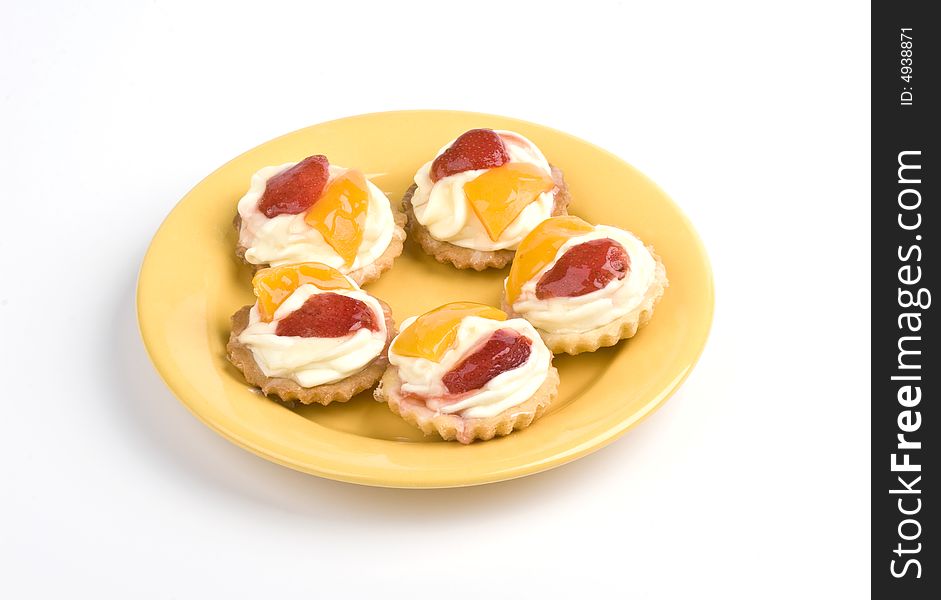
[237,163,395,270]
[508,225,656,334]
[388,315,551,419]
[238,283,387,387]
[410,131,556,251]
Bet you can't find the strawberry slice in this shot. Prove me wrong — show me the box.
[536,238,630,299]
[442,328,532,394]
[275,292,379,338]
[258,155,330,218]
[430,129,510,182]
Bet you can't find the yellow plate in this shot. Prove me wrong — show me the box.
[137,110,714,488]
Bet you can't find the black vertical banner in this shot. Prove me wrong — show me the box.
[874,1,936,596]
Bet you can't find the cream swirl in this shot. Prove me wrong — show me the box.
[410,131,555,251]
[389,315,551,419]
[237,163,394,270]
[508,226,656,334]
[238,283,387,387]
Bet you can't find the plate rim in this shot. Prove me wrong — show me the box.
[136,109,715,488]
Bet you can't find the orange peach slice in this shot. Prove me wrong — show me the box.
[505,216,595,304]
[252,262,353,322]
[463,163,555,242]
[392,302,507,362]
[305,169,370,267]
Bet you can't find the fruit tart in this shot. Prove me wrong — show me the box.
[403,129,570,270]
[502,216,667,355]
[227,262,395,405]
[374,302,559,444]
[235,155,407,284]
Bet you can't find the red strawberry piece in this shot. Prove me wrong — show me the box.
[442,328,532,394]
[258,154,330,218]
[535,238,630,300]
[275,292,379,338]
[430,129,510,182]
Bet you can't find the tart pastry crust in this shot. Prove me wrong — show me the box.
[402,166,571,270]
[504,249,668,355]
[234,197,407,285]
[226,299,396,405]
[374,364,560,444]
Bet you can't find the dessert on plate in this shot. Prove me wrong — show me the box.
[502,216,667,355]
[403,129,570,270]
[374,302,559,444]
[235,155,407,284]
[226,262,395,405]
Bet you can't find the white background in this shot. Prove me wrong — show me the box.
[0,1,871,597]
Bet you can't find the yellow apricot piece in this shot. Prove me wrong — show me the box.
[392,302,507,362]
[505,216,595,304]
[252,262,353,322]
[305,169,370,267]
[464,163,555,241]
